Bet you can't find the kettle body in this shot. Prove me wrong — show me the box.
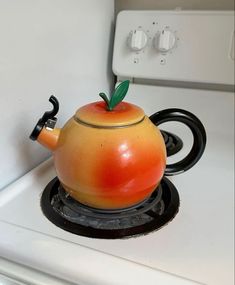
[53,113,166,209]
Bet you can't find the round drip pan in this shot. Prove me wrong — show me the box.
[41,177,180,239]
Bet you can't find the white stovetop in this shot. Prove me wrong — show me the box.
[0,85,234,285]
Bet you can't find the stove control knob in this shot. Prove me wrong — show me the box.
[156,30,176,52]
[128,30,148,51]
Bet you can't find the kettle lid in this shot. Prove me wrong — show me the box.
[75,101,145,127]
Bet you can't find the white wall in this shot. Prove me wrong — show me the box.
[0,0,114,189]
[116,0,234,13]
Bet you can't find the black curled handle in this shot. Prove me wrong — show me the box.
[150,108,206,176]
[30,95,59,141]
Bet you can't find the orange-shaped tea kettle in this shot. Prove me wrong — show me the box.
[30,81,206,209]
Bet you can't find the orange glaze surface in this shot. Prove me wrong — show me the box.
[54,115,166,209]
[38,128,60,151]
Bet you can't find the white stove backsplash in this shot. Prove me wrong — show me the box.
[0,0,114,190]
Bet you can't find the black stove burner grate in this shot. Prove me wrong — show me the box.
[161,130,183,156]
[57,184,164,219]
[41,177,180,239]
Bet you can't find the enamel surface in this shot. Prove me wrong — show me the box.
[54,114,166,209]
[76,101,145,127]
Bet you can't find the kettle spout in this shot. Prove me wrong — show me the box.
[37,127,60,151]
[30,95,60,151]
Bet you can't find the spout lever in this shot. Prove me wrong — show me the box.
[30,95,59,141]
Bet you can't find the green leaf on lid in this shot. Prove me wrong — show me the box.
[99,80,130,111]
[109,80,130,111]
